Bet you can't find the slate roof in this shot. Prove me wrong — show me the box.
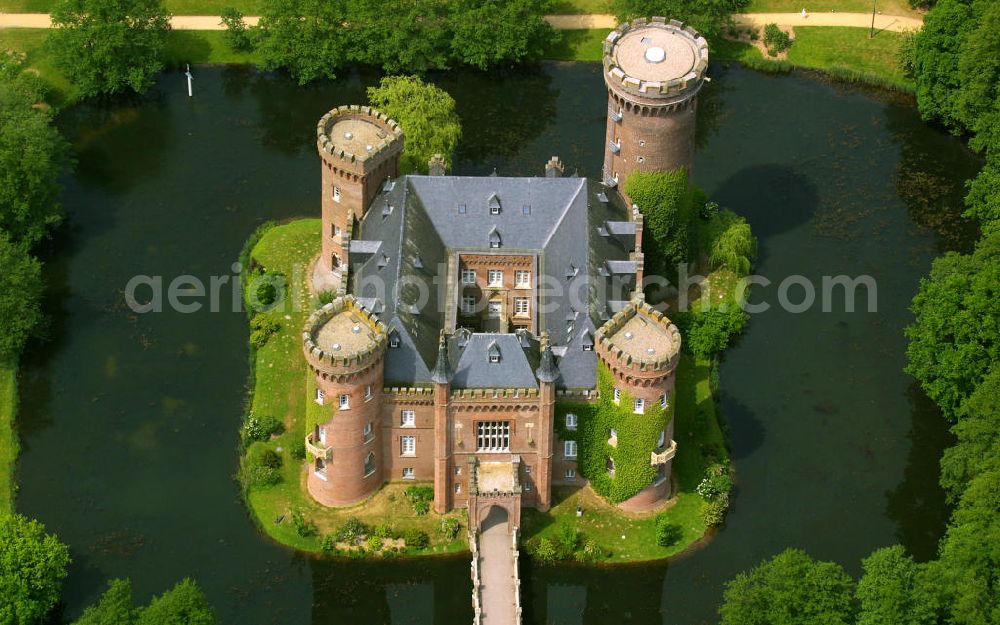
[349,173,635,389]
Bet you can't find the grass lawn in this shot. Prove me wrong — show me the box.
[242,220,466,555]
[745,0,922,17]
[543,29,610,62]
[786,26,912,90]
[0,362,18,515]
[521,354,727,562]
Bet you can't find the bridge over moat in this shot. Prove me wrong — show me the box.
[468,459,523,625]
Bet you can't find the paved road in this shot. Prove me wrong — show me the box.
[478,520,518,625]
[0,12,920,31]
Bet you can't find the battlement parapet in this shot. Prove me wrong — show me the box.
[302,295,388,376]
[595,297,681,374]
[317,105,403,169]
[603,18,708,105]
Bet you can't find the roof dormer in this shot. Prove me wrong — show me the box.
[488,193,501,215]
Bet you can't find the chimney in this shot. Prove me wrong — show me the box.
[545,156,564,178]
[428,154,447,176]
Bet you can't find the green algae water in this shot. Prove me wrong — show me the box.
[15,64,979,624]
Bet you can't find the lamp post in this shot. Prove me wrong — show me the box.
[869,0,878,38]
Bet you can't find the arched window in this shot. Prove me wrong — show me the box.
[363,452,376,477]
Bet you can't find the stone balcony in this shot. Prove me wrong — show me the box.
[650,440,677,465]
[306,432,332,461]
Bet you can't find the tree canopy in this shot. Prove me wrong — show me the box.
[254,0,350,85]
[74,578,215,625]
[47,0,171,98]
[449,0,558,70]
[0,60,70,247]
[0,234,45,363]
[0,514,71,625]
[856,546,938,625]
[367,76,462,175]
[905,230,1000,421]
[719,548,855,625]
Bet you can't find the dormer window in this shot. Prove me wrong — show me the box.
[488,342,501,363]
[458,203,467,214]
[389,332,400,348]
[377,253,389,268]
[610,139,621,154]
[488,193,501,215]
[489,227,502,249]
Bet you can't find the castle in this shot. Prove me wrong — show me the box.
[302,18,708,522]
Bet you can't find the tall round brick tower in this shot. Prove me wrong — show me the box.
[316,106,403,275]
[303,295,388,507]
[594,296,682,512]
[602,17,708,197]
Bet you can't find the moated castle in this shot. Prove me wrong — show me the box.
[301,18,708,524]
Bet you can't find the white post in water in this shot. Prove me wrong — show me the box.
[185,64,193,97]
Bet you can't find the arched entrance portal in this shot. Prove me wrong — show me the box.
[480,504,509,533]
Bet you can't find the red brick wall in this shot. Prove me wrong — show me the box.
[457,254,536,332]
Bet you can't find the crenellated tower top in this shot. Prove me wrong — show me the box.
[595,296,682,382]
[302,295,388,380]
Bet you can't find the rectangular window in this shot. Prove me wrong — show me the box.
[401,435,416,456]
[462,296,476,316]
[634,398,645,414]
[333,186,341,202]
[514,297,529,317]
[363,421,374,443]
[658,430,666,448]
[487,270,503,287]
[402,467,415,480]
[462,268,477,284]
[524,481,532,492]
[660,393,669,409]
[490,241,501,249]
[315,388,325,405]
[318,425,327,445]
[401,410,415,427]
[455,466,462,475]
[565,468,576,479]
[339,394,350,410]
[476,421,511,452]
[515,270,531,288]
[613,387,621,404]
[455,483,462,494]
[564,440,577,458]
[365,385,373,401]
[565,413,577,429]
[390,336,400,348]
[315,458,327,480]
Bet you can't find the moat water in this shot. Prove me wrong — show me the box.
[16,63,981,624]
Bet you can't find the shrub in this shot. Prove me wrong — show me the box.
[335,517,369,543]
[706,211,756,276]
[289,439,306,460]
[676,308,750,359]
[655,514,684,547]
[220,7,252,51]
[240,445,283,489]
[255,280,277,306]
[405,485,434,515]
[320,535,337,553]
[249,315,281,350]
[530,537,558,564]
[372,523,395,539]
[242,413,283,444]
[367,535,383,552]
[576,539,605,563]
[402,528,430,550]
[701,495,730,527]
[696,463,733,501]
[763,24,792,56]
[291,510,318,538]
[699,200,721,220]
[318,290,336,305]
[440,518,462,540]
[555,522,581,558]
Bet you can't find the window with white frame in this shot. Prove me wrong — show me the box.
[462,268,477,284]
[487,270,503,286]
[462,296,476,316]
[565,413,578,429]
[365,385,373,401]
[402,467,415,480]
[658,430,666,448]
[564,440,577,458]
[514,297,529,317]
[363,421,374,442]
[401,435,416,456]
[455,466,462,475]
[315,458,327,480]
[401,410,415,427]
[515,270,531,288]
[390,334,400,348]
[318,425,327,445]
[633,398,645,414]
[363,452,376,476]
[565,468,576,479]
[613,387,621,404]
[333,186,341,202]
[339,394,350,409]
[490,240,501,249]
[315,388,325,405]
[610,428,618,441]
[455,483,462,494]
[476,421,510,452]
[660,392,669,409]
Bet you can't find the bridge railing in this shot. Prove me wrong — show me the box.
[512,527,522,625]
[470,529,483,625]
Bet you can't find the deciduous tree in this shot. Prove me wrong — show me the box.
[857,545,939,625]
[0,514,71,625]
[367,76,461,174]
[0,234,45,363]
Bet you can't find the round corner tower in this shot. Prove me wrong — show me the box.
[594,297,682,511]
[303,295,388,507]
[317,106,403,274]
[602,17,708,196]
